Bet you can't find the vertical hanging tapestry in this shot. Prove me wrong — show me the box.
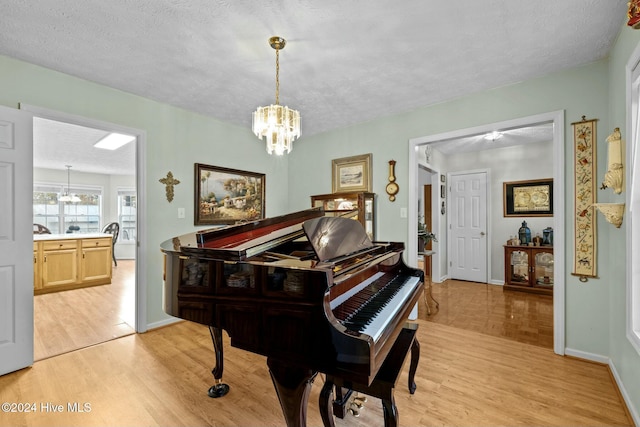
[572,116,598,280]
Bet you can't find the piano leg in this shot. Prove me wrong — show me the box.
[319,379,337,427]
[408,337,419,394]
[207,326,230,398]
[380,390,399,427]
[267,358,317,427]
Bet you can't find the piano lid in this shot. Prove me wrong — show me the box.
[303,216,374,263]
[161,208,325,261]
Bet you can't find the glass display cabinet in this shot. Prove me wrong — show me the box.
[503,245,554,296]
[310,192,375,240]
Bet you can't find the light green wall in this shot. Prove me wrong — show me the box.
[607,24,640,417]
[0,54,291,326]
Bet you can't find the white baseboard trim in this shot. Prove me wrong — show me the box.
[146,316,182,331]
[566,347,639,425]
[564,347,609,364]
[609,359,640,426]
[489,279,503,286]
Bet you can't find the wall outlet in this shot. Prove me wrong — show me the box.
[178,207,185,219]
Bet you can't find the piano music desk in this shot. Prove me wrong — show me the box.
[418,250,439,315]
[319,324,419,427]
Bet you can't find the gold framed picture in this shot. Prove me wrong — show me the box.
[194,163,265,225]
[503,178,553,217]
[332,153,372,193]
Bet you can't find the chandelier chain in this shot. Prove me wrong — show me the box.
[275,48,280,105]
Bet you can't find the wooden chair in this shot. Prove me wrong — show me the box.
[33,223,51,234]
[102,222,120,266]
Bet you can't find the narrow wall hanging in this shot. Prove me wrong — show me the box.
[572,116,598,281]
[160,171,180,203]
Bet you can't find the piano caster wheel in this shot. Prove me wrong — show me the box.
[208,381,230,398]
[348,407,360,417]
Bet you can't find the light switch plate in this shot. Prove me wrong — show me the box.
[178,207,185,219]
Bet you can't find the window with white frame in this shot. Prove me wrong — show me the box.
[33,184,102,234]
[117,188,137,242]
[627,47,640,353]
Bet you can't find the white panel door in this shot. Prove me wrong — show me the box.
[449,171,488,282]
[0,105,33,375]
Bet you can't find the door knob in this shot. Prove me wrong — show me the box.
[480,232,486,236]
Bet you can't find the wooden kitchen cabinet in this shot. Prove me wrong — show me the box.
[40,239,79,291]
[503,245,554,296]
[80,237,113,283]
[33,242,41,290]
[34,234,113,294]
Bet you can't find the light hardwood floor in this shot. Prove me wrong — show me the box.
[1,319,632,426]
[5,268,631,426]
[422,279,554,348]
[34,260,136,361]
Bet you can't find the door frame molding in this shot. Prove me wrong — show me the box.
[409,110,565,355]
[19,104,148,333]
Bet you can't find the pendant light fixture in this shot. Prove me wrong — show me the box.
[59,165,81,203]
[252,36,301,155]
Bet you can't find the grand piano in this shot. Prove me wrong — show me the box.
[161,208,424,427]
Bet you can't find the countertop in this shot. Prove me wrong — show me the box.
[34,233,113,241]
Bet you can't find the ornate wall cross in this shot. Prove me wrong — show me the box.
[159,171,180,202]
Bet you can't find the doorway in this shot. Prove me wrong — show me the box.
[448,170,488,283]
[408,110,566,355]
[22,104,146,360]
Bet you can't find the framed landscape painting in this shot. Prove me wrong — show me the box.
[331,153,372,193]
[194,163,265,225]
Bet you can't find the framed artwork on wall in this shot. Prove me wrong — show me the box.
[194,163,265,225]
[503,178,553,217]
[331,153,372,193]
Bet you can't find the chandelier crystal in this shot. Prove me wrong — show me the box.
[252,36,301,155]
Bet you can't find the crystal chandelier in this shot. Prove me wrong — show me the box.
[252,36,301,155]
[59,165,81,203]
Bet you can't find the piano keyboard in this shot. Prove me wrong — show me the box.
[332,272,420,342]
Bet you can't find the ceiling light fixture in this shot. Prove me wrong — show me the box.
[59,165,81,203]
[484,131,503,141]
[252,36,301,156]
[94,132,135,150]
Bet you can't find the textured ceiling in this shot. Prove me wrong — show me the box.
[0,0,628,173]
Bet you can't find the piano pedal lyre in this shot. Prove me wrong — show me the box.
[348,392,367,417]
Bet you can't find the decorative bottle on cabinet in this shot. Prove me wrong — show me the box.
[518,221,531,245]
